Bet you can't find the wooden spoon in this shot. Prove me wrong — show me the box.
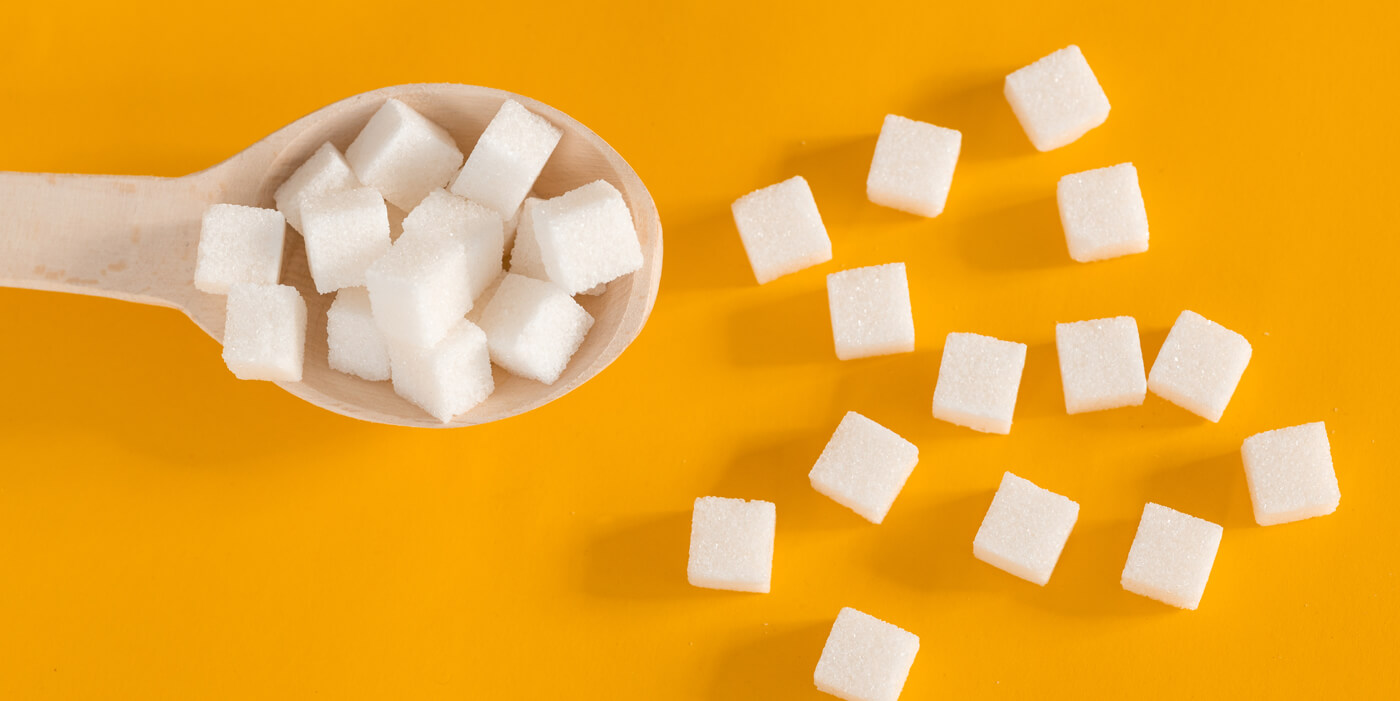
[0,84,664,428]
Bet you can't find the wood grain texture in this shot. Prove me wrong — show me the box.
[0,84,663,428]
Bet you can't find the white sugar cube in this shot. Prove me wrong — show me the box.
[533,180,643,294]
[503,203,523,252]
[732,176,833,284]
[1241,422,1340,526]
[476,273,594,385]
[450,99,562,217]
[1147,310,1252,422]
[826,263,915,361]
[973,472,1080,585]
[388,320,494,423]
[1055,316,1146,414]
[300,187,392,294]
[687,496,776,593]
[813,608,919,701]
[273,142,360,233]
[507,197,547,280]
[1057,163,1149,262]
[221,283,306,382]
[866,115,961,217]
[401,189,505,302]
[193,204,286,294]
[345,98,464,211]
[465,271,507,325]
[326,288,390,381]
[365,228,472,349]
[932,332,1027,434]
[1004,45,1111,151]
[809,411,919,524]
[1121,503,1223,610]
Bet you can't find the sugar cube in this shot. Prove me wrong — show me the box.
[826,263,915,360]
[300,187,392,294]
[533,180,643,294]
[193,204,286,294]
[1057,163,1149,262]
[973,472,1080,585]
[1121,503,1223,610]
[365,227,472,349]
[931,333,1027,434]
[809,412,919,524]
[345,98,464,210]
[503,203,523,252]
[221,283,306,382]
[273,142,360,233]
[476,273,594,385]
[1055,316,1146,413]
[866,115,961,217]
[465,271,507,325]
[813,608,919,701]
[326,288,390,381]
[507,197,547,280]
[450,99,562,217]
[732,176,833,284]
[1241,422,1340,526]
[388,320,494,423]
[401,189,505,301]
[1147,310,1252,422]
[1004,45,1111,151]
[687,496,776,593]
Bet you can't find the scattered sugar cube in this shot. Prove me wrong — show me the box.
[732,176,833,284]
[973,472,1080,585]
[401,189,505,301]
[1057,163,1149,262]
[365,227,472,349]
[221,283,306,382]
[1055,316,1146,414]
[476,273,594,385]
[193,204,286,294]
[507,197,547,280]
[826,263,915,361]
[273,142,360,233]
[813,608,919,701]
[450,99,562,217]
[533,180,643,294]
[388,319,494,423]
[345,98,464,210]
[809,411,919,524]
[1241,422,1340,526]
[300,187,392,294]
[326,288,390,381]
[932,332,1027,434]
[1121,503,1223,610]
[1004,45,1111,151]
[1147,310,1252,422]
[687,496,775,593]
[866,115,961,217]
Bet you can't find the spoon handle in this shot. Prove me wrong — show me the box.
[0,171,223,309]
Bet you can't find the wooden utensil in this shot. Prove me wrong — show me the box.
[0,84,663,428]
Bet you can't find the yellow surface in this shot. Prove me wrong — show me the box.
[1,2,1397,698]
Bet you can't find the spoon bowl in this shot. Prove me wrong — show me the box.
[0,84,663,428]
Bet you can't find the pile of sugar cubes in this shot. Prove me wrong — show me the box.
[691,45,1343,701]
[192,97,644,422]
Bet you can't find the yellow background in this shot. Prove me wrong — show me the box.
[2,1,1397,698]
